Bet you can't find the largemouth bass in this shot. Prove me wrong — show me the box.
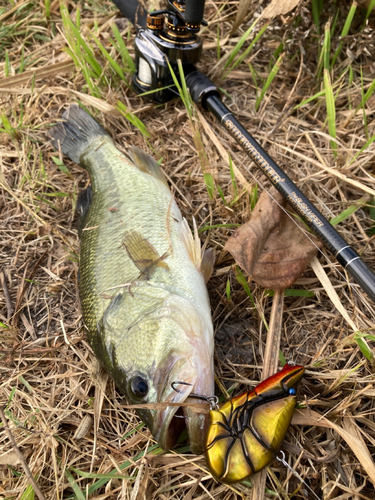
[50,105,214,453]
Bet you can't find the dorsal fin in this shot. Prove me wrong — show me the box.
[129,146,169,188]
[180,217,201,268]
[180,218,215,281]
[201,248,215,283]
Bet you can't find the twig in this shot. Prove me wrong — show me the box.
[0,271,13,319]
[250,289,284,500]
[261,290,284,380]
[0,406,47,500]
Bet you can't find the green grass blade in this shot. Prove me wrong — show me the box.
[330,199,365,226]
[316,20,331,81]
[177,59,193,119]
[347,133,375,166]
[248,62,258,88]
[312,0,324,27]
[226,278,231,302]
[70,467,133,480]
[294,88,326,109]
[331,1,357,68]
[116,101,151,138]
[223,17,261,71]
[224,22,269,77]
[228,153,237,198]
[90,31,128,84]
[110,23,135,72]
[255,52,284,111]
[217,184,227,205]
[324,69,337,154]
[356,76,375,112]
[61,4,102,78]
[364,0,375,22]
[20,485,35,500]
[203,172,215,200]
[250,183,258,211]
[353,333,373,361]
[5,50,11,77]
[65,469,86,500]
[279,350,287,366]
[234,266,256,308]
[45,0,50,20]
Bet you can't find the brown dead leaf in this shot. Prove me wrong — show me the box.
[225,188,321,290]
[263,0,301,19]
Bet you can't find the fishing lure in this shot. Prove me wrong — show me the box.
[205,363,304,484]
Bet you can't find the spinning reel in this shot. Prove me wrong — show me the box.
[132,0,206,102]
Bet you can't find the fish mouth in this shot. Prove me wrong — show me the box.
[152,359,213,454]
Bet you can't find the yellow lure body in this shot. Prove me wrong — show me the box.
[205,363,304,483]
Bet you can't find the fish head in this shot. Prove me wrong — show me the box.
[127,355,209,453]
[102,288,214,454]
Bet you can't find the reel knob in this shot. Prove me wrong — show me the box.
[146,13,165,30]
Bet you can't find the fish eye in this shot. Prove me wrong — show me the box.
[130,376,149,399]
[288,388,296,396]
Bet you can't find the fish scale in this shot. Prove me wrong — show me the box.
[50,104,214,453]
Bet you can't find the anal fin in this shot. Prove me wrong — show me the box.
[77,185,93,237]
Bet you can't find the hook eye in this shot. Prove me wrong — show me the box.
[276,450,286,462]
[171,381,219,410]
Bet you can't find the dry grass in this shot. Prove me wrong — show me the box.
[1,0,375,498]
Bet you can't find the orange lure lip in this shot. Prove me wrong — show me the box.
[205,363,304,484]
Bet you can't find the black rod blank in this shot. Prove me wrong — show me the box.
[185,70,375,303]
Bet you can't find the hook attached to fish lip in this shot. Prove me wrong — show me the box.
[171,381,219,410]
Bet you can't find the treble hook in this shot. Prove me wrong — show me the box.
[171,381,219,410]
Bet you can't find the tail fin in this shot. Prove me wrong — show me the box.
[49,104,110,164]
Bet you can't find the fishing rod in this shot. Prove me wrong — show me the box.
[112,0,375,303]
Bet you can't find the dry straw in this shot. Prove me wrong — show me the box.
[1,0,375,499]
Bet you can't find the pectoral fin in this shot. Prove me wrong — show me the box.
[123,230,169,279]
